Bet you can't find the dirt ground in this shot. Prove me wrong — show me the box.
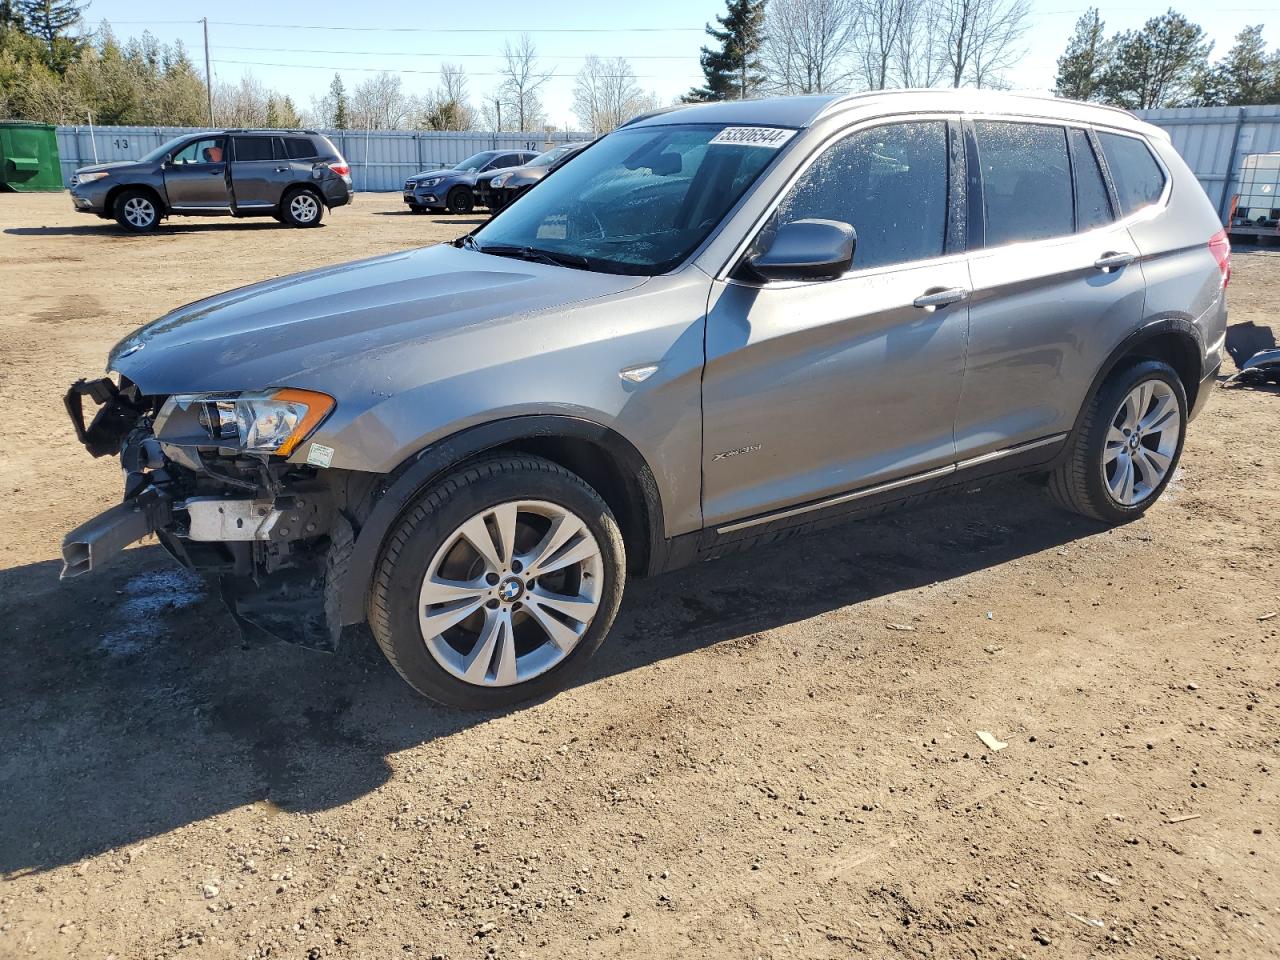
[0,192,1277,960]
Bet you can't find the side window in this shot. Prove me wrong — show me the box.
[232,136,275,162]
[1069,128,1113,231]
[171,137,225,165]
[496,154,519,167]
[1098,132,1165,216]
[772,121,949,271]
[975,121,1073,246]
[285,137,317,160]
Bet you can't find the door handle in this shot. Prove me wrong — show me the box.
[913,287,970,311]
[1094,251,1136,272]
[274,166,289,173]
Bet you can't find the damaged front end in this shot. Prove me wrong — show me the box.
[61,375,358,650]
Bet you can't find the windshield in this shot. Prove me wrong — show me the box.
[453,152,496,172]
[528,144,578,168]
[140,135,197,163]
[472,125,788,275]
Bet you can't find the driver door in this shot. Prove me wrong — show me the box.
[701,119,971,529]
[163,136,230,210]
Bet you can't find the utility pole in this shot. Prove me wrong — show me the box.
[202,17,214,127]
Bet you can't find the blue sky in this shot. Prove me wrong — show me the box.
[88,0,1279,128]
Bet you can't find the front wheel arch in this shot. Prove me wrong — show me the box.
[108,184,165,222]
[333,416,666,629]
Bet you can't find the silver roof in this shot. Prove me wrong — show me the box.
[631,89,1161,137]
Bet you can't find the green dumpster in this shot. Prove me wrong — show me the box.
[0,121,63,192]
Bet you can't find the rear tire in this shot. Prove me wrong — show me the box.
[446,186,474,215]
[114,188,160,233]
[280,187,324,227]
[369,455,626,709]
[1048,359,1187,523]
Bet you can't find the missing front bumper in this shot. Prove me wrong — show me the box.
[60,486,171,579]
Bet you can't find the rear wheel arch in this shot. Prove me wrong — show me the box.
[1072,319,1204,439]
[334,416,665,628]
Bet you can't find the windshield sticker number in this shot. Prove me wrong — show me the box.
[709,127,796,149]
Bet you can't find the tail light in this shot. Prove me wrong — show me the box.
[328,161,350,177]
[1208,228,1231,287]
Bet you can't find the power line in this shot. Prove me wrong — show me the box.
[215,44,696,60]
[210,20,705,33]
[211,57,701,79]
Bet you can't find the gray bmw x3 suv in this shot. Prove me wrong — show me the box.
[61,91,1229,708]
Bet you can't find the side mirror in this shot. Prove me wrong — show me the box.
[747,219,855,282]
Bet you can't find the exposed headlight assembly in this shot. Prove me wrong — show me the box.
[421,176,443,187]
[159,388,334,456]
[490,174,509,188]
[76,171,110,184]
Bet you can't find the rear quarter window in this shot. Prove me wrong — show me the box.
[285,137,318,160]
[1098,132,1166,216]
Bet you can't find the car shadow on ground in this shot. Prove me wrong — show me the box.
[5,222,300,238]
[0,480,1104,878]
[370,210,488,225]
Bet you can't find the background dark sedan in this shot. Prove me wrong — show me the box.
[403,149,538,214]
[474,141,591,213]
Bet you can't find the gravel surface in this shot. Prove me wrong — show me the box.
[1,192,1277,959]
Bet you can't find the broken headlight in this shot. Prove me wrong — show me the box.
[160,389,334,456]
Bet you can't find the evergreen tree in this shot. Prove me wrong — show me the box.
[684,0,766,102]
[1055,8,1112,101]
[0,0,24,30]
[1100,10,1212,110]
[18,0,84,72]
[329,72,349,128]
[1208,24,1280,105]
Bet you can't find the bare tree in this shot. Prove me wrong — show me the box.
[854,0,914,89]
[213,74,270,127]
[349,71,409,129]
[935,0,1029,88]
[896,0,947,87]
[478,88,508,131]
[572,56,656,133]
[416,63,475,130]
[499,34,551,131]
[761,0,859,94]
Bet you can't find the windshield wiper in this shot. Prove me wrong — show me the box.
[472,243,592,270]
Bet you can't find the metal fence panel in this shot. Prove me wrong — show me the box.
[1136,105,1280,220]
[51,125,592,191]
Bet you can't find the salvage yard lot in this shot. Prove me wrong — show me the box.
[0,191,1277,959]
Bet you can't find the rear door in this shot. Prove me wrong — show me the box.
[163,136,230,210]
[701,118,971,528]
[228,135,293,210]
[955,119,1145,461]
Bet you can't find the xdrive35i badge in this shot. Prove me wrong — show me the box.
[712,443,762,462]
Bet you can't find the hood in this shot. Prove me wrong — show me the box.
[108,243,647,396]
[75,160,139,176]
[411,168,470,183]
[501,166,550,187]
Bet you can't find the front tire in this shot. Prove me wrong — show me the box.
[1048,359,1187,523]
[446,186,474,215]
[280,187,324,227]
[114,189,160,233]
[369,455,626,709]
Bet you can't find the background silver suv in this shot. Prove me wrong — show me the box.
[62,90,1229,709]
